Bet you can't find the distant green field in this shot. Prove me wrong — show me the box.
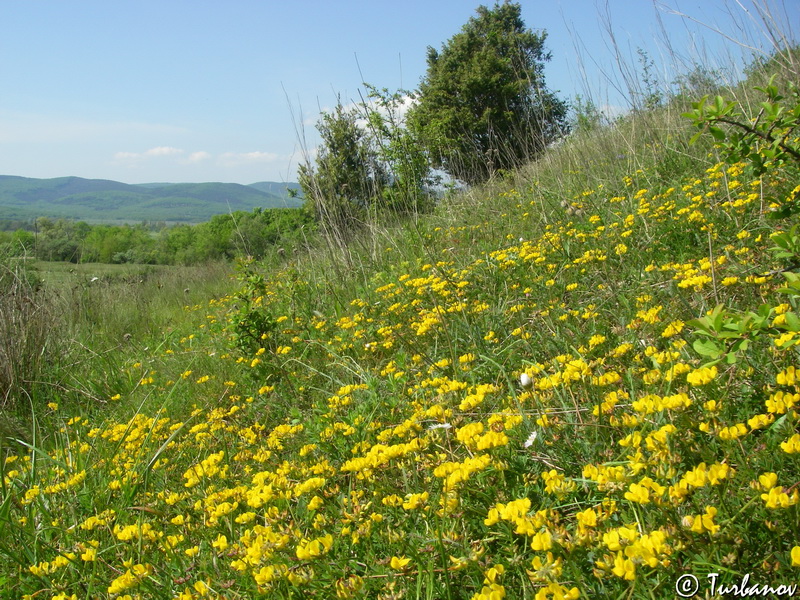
[29,260,176,286]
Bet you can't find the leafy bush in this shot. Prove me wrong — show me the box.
[407,2,568,184]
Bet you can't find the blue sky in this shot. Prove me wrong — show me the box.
[1,1,795,184]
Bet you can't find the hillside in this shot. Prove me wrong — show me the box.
[0,175,303,223]
[2,57,800,599]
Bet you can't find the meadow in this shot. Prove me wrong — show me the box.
[1,47,800,600]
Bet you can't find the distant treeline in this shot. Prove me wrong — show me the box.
[0,208,314,265]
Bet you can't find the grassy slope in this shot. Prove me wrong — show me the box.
[2,68,800,599]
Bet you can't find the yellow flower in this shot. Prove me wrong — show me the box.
[534,583,579,600]
[472,583,506,600]
[107,571,137,595]
[761,486,800,509]
[80,547,97,562]
[612,552,636,580]
[254,565,278,585]
[781,434,800,454]
[194,581,211,596]
[402,491,429,511]
[748,413,774,431]
[390,556,411,570]
[603,526,637,551]
[661,320,684,338]
[792,546,800,567]
[624,483,651,504]
[686,366,718,386]
[483,564,505,584]
[296,534,333,560]
[718,423,747,441]
[530,530,553,551]
[589,334,606,348]
[335,574,364,599]
[687,506,720,535]
[576,507,597,528]
[758,472,778,490]
[212,534,228,552]
[777,366,797,386]
[707,463,732,485]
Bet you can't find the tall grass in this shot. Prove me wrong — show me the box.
[0,258,59,421]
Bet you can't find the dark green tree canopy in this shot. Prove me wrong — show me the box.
[408,2,568,185]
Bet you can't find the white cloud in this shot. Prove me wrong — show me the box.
[113,146,185,164]
[218,151,280,167]
[186,151,211,163]
[145,146,183,157]
[301,93,417,128]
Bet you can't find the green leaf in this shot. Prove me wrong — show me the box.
[769,414,788,432]
[783,311,800,331]
[693,338,723,358]
[686,317,712,335]
[709,126,726,141]
[730,338,749,353]
[711,305,726,331]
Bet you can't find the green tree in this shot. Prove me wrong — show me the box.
[361,85,436,215]
[570,94,604,134]
[10,230,35,257]
[299,100,387,241]
[407,2,568,185]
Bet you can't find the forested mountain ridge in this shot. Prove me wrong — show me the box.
[0,175,303,223]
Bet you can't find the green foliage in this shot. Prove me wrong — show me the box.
[684,75,800,176]
[635,48,664,110]
[299,100,388,240]
[672,64,723,99]
[570,94,604,133]
[770,224,800,265]
[361,85,436,215]
[4,208,313,267]
[407,2,568,185]
[230,260,280,354]
[688,303,773,366]
[298,88,438,242]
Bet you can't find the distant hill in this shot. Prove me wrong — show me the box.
[0,175,304,224]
